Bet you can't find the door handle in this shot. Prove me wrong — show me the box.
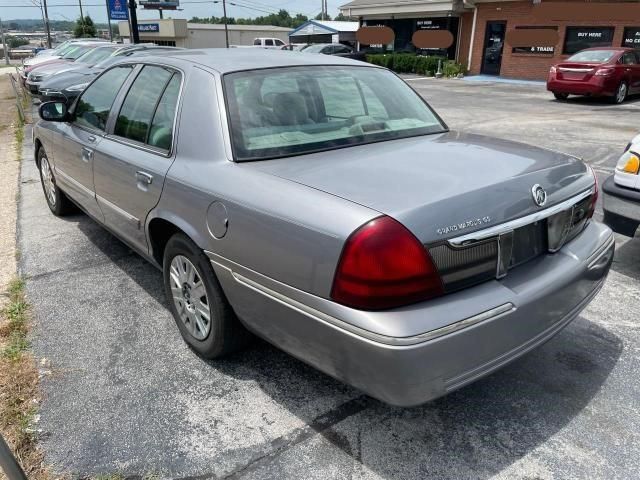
[81,147,94,162]
[136,171,153,185]
[87,135,96,143]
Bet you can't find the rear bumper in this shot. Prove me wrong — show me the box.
[547,77,617,96]
[209,221,614,407]
[603,174,640,237]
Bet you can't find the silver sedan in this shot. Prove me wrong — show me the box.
[33,49,614,406]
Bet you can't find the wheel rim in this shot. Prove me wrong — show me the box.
[169,255,211,340]
[40,155,56,207]
[617,84,627,103]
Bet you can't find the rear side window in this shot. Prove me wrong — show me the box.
[265,39,274,46]
[148,74,181,150]
[114,65,174,145]
[74,66,134,131]
[254,39,261,45]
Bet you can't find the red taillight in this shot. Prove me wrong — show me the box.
[331,216,444,310]
[588,165,599,218]
[595,67,615,76]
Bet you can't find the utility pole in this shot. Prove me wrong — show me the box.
[0,18,9,66]
[222,0,229,48]
[128,0,139,43]
[42,0,52,47]
[105,0,113,40]
[78,0,86,36]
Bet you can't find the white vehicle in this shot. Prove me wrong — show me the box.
[230,37,286,49]
[603,133,640,237]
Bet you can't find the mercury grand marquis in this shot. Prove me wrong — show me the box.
[33,49,614,406]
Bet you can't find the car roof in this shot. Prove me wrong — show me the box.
[131,48,370,73]
[579,47,633,53]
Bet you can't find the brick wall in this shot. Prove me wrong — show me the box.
[466,1,639,80]
[457,11,474,69]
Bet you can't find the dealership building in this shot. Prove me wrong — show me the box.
[117,19,291,48]
[339,0,640,80]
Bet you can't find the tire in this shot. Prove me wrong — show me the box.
[611,82,628,104]
[163,233,249,358]
[554,92,569,101]
[37,147,74,216]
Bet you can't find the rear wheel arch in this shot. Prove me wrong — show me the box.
[147,216,208,267]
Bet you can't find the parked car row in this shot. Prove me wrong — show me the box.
[21,42,183,102]
[33,48,616,406]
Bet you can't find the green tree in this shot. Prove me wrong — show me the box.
[8,37,30,49]
[74,15,96,38]
[334,13,353,21]
[314,12,332,21]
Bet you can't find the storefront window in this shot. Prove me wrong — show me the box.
[511,26,557,55]
[361,17,458,59]
[562,26,614,55]
[622,27,640,48]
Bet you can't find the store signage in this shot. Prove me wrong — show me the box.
[417,20,440,30]
[138,23,160,32]
[623,27,640,47]
[563,26,614,54]
[140,0,180,9]
[108,0,128,21]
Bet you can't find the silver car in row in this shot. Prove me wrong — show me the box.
[34,49,614,406]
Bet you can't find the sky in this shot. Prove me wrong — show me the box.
[0,0,345,24]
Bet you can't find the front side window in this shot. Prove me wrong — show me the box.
[563,27,614,55]
[114,65,174,144]
[74,65,134,131]
[224,66,446,161]
[622,52,637,65]
[265,39,274,46]
[275,39,285,46]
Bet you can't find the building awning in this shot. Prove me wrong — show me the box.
[289,20,359,37]
[340,0,459,17]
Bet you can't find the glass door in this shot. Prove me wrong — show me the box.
[481,21,506,75]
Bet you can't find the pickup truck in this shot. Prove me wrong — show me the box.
[230,37,286,49]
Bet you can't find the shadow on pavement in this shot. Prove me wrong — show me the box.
[76,211,624,479]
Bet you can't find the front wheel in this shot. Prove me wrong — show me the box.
[163,233,249,358]
[553,92,569,101]
[37,147,74,216]
[611,82,628,104]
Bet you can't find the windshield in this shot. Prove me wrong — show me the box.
[567,50,617,63]
[303,44,327,53]
[224,66,446,161]
[62,45,94,60]
[75,46,118,65]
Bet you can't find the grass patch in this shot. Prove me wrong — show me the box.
[0,277,47,479]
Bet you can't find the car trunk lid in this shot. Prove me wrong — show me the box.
[243,131,593,245]
[556,62,601,81]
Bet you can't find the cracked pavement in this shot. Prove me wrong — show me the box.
[20,80,640,479]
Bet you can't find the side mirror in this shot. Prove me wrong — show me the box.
[39,101,68,122]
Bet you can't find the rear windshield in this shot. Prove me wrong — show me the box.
[567,50,617,63]
[62,45,94,60]
[224,66,446,161]
[75,46,118,65]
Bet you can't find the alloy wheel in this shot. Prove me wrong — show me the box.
[40,155,56,207]
[169,255,211,340]
[616,83,627,104]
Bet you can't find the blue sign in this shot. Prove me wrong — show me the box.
[108,0,129,21]
[138,23,160,32]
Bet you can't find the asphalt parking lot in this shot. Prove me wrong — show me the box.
[21,78,640,479]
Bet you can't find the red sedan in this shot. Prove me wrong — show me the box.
[547,47,640,104]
